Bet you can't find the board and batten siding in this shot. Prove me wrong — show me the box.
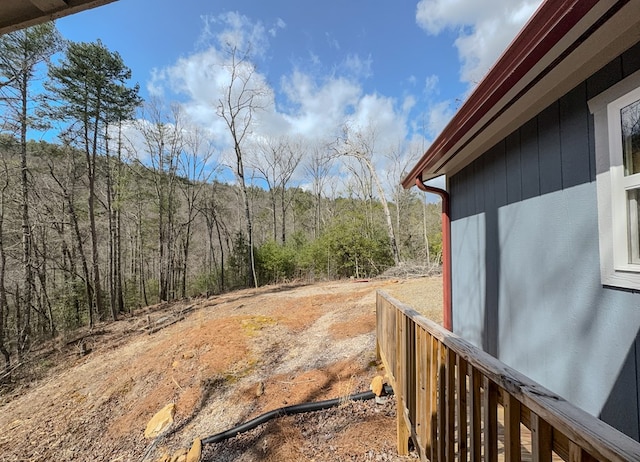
[449,41,640,441]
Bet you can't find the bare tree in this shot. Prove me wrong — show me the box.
[216,44,267,288]
[385,140,421,261]
[48,142,95,328]
[136,100,184,302]
[336,124,400,266]
[176,126,216,297]
[198,181,231,294]
[251,135,303,244]
[304,143,334,239]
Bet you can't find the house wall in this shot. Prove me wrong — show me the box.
[450,41,640,440]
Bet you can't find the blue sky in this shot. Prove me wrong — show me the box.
[54,0,543,192]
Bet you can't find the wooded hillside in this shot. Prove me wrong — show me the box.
[0,23,441,377]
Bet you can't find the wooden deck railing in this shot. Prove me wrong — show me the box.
[376,290,640,462]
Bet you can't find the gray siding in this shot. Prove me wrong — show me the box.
[450,42,640,440]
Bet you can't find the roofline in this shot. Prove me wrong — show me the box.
[402,0,610,189]
[0,0,117,36]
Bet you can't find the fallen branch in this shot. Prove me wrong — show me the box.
[0,362,23,381]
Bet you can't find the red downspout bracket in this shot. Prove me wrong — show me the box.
[415,177,452,332]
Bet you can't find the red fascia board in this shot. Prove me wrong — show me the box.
[402,0,600,189]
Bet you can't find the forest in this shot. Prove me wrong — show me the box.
[0,23,441,375]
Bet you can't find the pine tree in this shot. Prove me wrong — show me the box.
[0,23,62,356]
[46,40,140,323]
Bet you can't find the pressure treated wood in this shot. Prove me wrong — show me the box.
[376,290,640,462]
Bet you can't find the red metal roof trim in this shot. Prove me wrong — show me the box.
[402,0,600,188]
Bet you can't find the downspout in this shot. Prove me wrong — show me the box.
[415,177,452,332]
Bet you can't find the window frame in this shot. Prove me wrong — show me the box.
[589,69,640,290]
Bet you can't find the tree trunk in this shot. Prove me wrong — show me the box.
[236,156,257,288]
[181,226,190,298]
[51,163,95,328]
[138,206,149,307]
[115,122,125,314]
[315,192,321,239]
[86,103,104,320]
[0,245,9,374]
[272,192,277,242]
[15,284,22,360]
[167,192,176,300]
[0,176,11,375]
[214,213,226,293]
[70,192,95,328]
[34,227,55,337]
[105,124,117,320]
[19,73,33,355]
[280,188,286,245]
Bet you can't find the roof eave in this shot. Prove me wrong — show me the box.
[0,0,117,36]
[403,0,631,189]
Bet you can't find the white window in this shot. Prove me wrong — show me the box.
[590,70,640,290]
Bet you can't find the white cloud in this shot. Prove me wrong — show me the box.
[423,74,439,96]
[402,95,416,114]
[308,51,321,66]
[342,54,373,79]
[427,100,455,138]
[325,32,340,50]
[416,0,542,85]
[147,68,167,98]
[269,18,286,37]
[279,70,361,139]
[199,12,269,58]
[349,94,408,153]
[159,47,231,141]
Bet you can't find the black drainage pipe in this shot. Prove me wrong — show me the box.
[202,384,394,445]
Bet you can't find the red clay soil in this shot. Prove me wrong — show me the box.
[0,277,442,462]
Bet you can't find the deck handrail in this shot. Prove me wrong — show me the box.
[376,290,640,462]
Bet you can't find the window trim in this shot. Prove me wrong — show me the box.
[589,69,640,290]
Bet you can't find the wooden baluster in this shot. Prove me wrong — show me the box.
[424,330,433,458]
[484,378,498,462]
[408,318,416,427]
[396,312,409,455]
[438,342,446,462]
[502,390,522,462]
[531,413,552,462]
[569,441,582,462]
[430,334,439,462]
[445,348,456,461]
[470,367,482,462]
[457,357,468,462]
[569,441,598,462]
[419,326,431,457]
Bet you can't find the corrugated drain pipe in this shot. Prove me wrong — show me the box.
[202,385,394,445]
[415,177,452,332]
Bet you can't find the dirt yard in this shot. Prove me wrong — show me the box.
[0,276,442,462]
